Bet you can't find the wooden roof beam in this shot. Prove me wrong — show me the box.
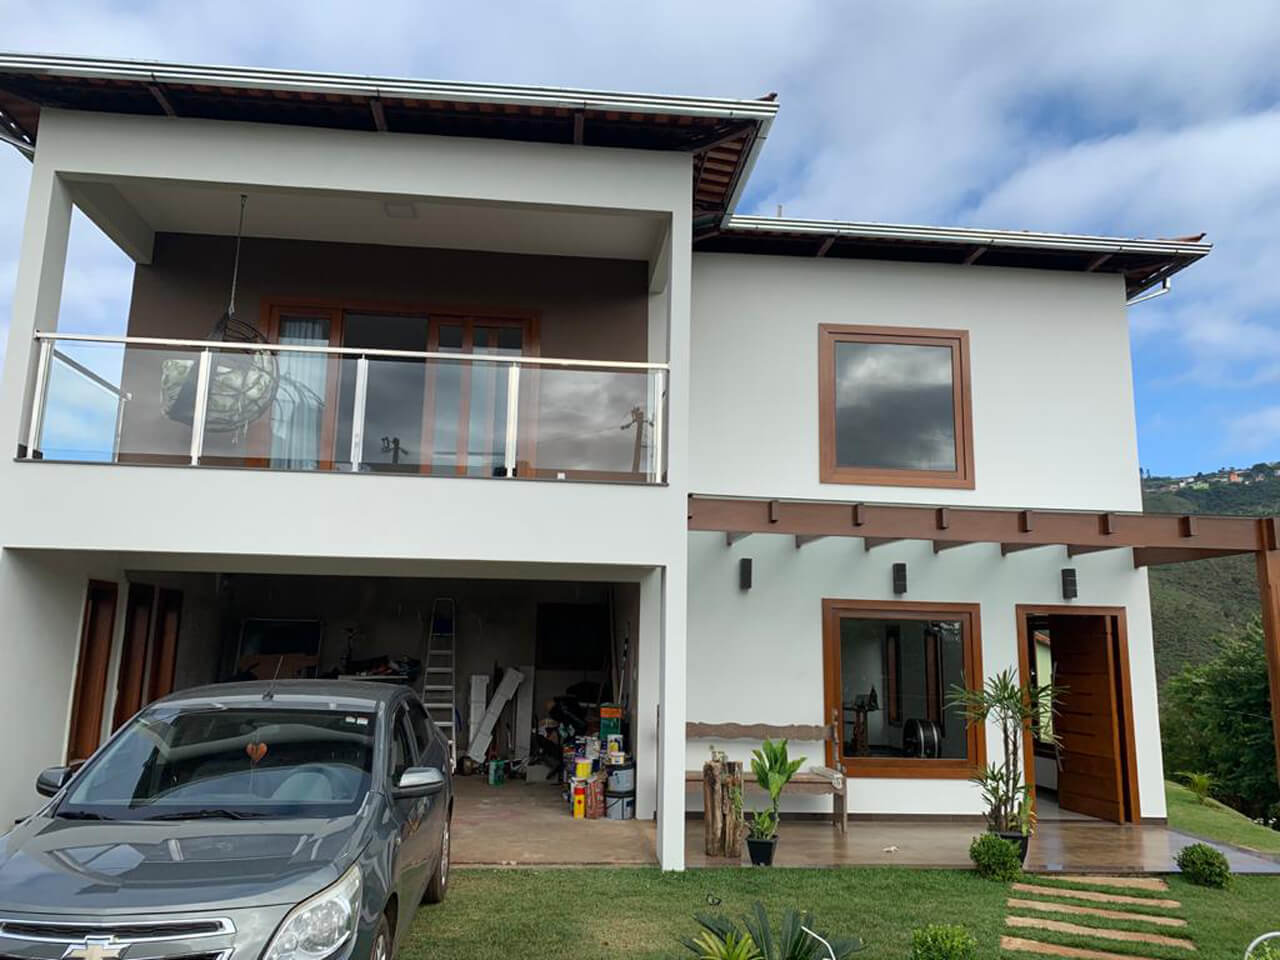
[147,84,177,117]
[1067,544,1119,557]
[795,535,827,549]
[725,531,752,547]
[933,540,975,553]
[863,537,901,551]
[572,110,584,145]
[369,98,388,132]
[1133,547,1252,567]
[1001,542,1057,556]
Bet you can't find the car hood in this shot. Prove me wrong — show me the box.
[0,795,381,912]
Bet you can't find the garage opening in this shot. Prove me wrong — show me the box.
[1019,606,1140,824]
[74,571,655,865]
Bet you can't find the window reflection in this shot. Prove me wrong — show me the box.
[834,340,957,472]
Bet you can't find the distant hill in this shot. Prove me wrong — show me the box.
[1142,472,1278,688]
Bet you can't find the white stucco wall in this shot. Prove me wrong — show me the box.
[689,253,1142,512]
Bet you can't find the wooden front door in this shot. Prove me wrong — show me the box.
[67,581,118,764]
[1050,614,1128,822]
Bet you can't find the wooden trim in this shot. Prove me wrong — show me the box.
[112,583,155,730]
[67,581,118,764]
[145,588,183,703]
[818,323,975,489]
[822,597,984,779]
[1258,549,1280,784]
[688,495,1267,554]
[1014,604,1140,824]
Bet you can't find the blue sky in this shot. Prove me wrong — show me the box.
[1,1,1278,476]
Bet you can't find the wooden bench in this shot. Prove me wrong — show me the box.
[685,722,848,833]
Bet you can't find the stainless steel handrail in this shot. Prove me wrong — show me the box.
[32,332,669,371]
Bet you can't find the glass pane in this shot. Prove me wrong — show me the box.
[834,340,957,471]
[839,617,968,760]
[37,341,127,462]
[465,326,522,478]
[519,366,654,482]
[336,313,428,474]
[41,341,207,464]
[270,315,332,470]
[199,345,298,467]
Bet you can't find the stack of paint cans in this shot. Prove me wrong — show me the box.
[605,755,636,820]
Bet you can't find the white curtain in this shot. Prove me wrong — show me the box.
[270,317,328,470]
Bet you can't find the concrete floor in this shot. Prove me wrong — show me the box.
[450,776,1280,873]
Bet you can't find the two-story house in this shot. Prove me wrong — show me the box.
[1,53,1277,872]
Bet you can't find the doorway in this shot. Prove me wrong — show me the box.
[1017,605,1140,824]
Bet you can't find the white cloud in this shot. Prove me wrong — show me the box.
[1226,406,1280,459]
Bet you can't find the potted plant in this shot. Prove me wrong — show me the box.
[746,738,805,866]
[948,668,1059,862]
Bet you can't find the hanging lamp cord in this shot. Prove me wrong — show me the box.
[227,193,247,319]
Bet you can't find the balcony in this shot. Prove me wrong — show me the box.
[22,332,667,484]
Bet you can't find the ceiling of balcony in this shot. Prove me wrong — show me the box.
[67,175,669,266]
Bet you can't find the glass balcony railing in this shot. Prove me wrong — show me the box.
[22,334,667,484]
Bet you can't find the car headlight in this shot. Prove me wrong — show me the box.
[264,862,362,960]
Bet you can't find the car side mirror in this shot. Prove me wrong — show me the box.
[36,766,71,798]
[393,766,445,799]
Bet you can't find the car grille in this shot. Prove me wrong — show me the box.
[0,918,233,942]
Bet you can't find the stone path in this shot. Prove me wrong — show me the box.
[1002,874,1194,958]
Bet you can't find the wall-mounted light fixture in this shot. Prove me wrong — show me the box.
[892,562,907,595]
[1061,568,1078,600]
[739,558,753,591]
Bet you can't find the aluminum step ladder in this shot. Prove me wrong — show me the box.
[420,598,457,769]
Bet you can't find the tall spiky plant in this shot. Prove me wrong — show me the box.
[947,668,1062,835]
[749,738,806,840]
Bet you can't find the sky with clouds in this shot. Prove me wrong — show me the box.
[1,0,1277,475]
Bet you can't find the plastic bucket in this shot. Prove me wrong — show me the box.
[605,790,635,820]
[606,761,635,794]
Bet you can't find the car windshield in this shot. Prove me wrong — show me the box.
[58,704,376,821]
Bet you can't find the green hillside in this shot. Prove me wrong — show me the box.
[1143,472,1278,687]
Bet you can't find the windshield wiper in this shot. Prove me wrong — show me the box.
[54,810,112,821]
[144,808,267,821]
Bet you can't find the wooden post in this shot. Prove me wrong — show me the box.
[702,757,745,857]
[1259,548,1280,780]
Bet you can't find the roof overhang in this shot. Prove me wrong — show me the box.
[689,494,1278,567]
[695,215,1212,299]
[0,52,777,223]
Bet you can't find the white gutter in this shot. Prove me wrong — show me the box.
[0,52,781,124]
[724,214,1213,258]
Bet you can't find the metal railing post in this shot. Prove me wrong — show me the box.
[650,369,665,484]
[189,348,212,466]
[350,355,369,472]
[24,338,53,459]
[503,362,520,477]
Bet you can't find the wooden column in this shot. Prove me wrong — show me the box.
[1260,548,1280,780]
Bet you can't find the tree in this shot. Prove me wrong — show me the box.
[1162,619,1278,817]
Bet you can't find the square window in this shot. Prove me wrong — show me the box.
[819,325,974,487]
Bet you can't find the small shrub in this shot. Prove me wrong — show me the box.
[1175,842,1232,888]
[969,833,1021,881]
[1177,771,1213,804]
[910,924,977,960]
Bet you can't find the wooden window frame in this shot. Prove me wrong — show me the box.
[818,323,974,489]
[823,598,985,780]
[253,297,540,475]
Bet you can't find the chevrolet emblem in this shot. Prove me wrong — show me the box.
[61,937,128,960]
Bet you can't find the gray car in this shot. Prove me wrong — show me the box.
[0,680,452,960]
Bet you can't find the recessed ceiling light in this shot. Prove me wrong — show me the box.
[383,200,417,219]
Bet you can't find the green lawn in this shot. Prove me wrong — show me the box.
[404,867,1280,960]
[1166,780,1280,854]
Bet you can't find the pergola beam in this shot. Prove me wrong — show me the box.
[1068,544,1117,557]
[933,540,974,553]
[1001,542,1056,556]
[688,495,1268,554]
[863,537,901,551]
[1132,547,1251,567]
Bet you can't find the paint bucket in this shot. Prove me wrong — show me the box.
[574,758,593,780]
[572,780,587,819]
[607,760,635,794]
[605,790,635,820]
